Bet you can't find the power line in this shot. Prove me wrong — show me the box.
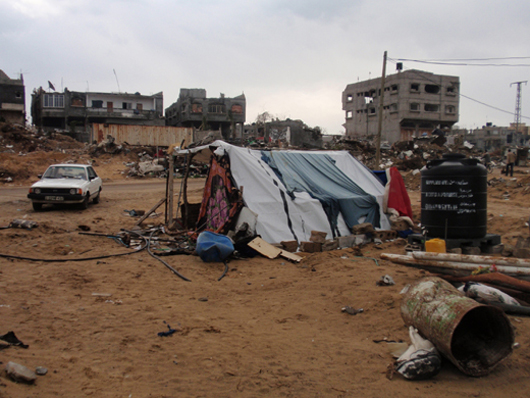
[460,93,529,120]
[389,57,530,67]
[396,56,530,62]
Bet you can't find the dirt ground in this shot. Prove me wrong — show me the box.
[1,159,530,397]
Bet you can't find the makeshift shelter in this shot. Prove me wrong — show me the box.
[175,140,396,244]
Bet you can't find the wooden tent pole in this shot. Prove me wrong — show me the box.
[182,153,195,229]
[165,155,174,225]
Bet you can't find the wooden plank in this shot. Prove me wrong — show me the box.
[280,250,302,263]
[135,198,166,227]
[248,237,282,259]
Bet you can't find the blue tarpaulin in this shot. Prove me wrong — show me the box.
[260,151,380,235]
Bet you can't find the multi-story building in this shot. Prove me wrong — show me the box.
[31,88,164,142]
[165,89,245,139]
[342,69,460,143]
[459,122,528,151]
[0,69,25,125]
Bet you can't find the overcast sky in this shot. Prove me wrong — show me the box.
[1,0,529,134]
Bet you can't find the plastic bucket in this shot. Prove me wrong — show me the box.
[196,231,234,263]
[425,238,446,253]
[401,277,514,376]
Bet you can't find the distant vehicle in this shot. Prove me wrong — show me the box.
[28,164,102,211]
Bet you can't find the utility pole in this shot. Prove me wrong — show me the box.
[375,51,387,169]
[510,80,527,137]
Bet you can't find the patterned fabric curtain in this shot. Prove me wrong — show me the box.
[196,154,242,234]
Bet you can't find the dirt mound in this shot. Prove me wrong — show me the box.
[1,122,85,153]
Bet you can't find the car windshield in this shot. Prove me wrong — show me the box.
[43,166,87,180]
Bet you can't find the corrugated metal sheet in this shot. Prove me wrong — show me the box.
[93,124,194,147]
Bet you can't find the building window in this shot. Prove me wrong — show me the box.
[208,104,225,114]
[424,104,439,112]
[368,107,376,115]
[390,103,398,113]
[231,104,243,114]
[390,84,399,93]
[122,102,132,110]
[346,110,353,119]
[346,94,353,102]
[446,85,457,95]
[71,97,84,107]
[445,105,456,114]
[91,100,103,108]
[410,103,420,112]
[192,103,202,113]
[15,91,22,99]
[136,103,143,111]
[410,83,420,92]
[43,94,64,108]
[425,84,440,94]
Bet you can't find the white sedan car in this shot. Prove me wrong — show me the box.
[28,164,102,211]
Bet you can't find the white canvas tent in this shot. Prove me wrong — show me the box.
[177,140,391,244]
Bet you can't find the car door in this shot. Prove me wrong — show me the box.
[87,167,101,196]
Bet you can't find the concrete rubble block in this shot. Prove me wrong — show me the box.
[462,246,482,255]
[138,161,164,174]
[5,361,37,384]
[513,248,530,259]
[310,230,327,244]
[337,235,355,248]
[322,239,339,252]
[501,244,515,257]
[300,241,322,253]
[516,236,530,249]
[351,223,375,235]
[481,244,504,255]
[280,240,299,253]
[373,230,398,241]
[354,235,368,245]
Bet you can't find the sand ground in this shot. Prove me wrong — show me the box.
[1,160,530,397]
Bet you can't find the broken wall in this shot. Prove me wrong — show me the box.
[92,123,193,147]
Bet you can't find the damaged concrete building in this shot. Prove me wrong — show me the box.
[342,69,459,143]
[165,89,245,140]
[246,119,323,148]
[456,122,528,151]
[0,70,25,125]
[31,88,164,142]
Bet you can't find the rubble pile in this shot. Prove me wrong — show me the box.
[488,174,530,201]
[0,122,85,154]
[327,135,503,175]
[0,122,90,184]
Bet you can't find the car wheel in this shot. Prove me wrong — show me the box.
[81,193,90,210]
[92,188,101,204]
[33,202,43,212]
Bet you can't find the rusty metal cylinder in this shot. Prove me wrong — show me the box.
[401,277,514,376]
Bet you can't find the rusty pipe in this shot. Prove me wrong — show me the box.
[413,251,530,268]
[401,277,514,376]
[380,253,530,276]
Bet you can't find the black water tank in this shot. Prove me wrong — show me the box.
[421,153,487,239]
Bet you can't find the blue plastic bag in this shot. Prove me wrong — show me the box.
[196,231,234,262]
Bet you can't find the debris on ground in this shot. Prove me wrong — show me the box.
[341,306,364,315]
[392,326,441,381]
[5,361,37,384]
